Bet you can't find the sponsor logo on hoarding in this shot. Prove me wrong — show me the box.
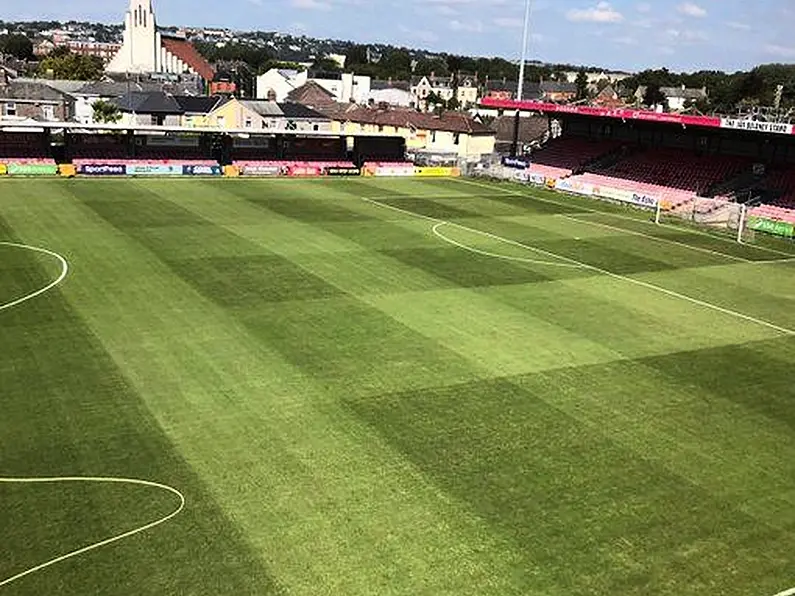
[7,164,58,176]
[242,165,282,176]
[288,165,321,177]
[502,156,530,169]
[0,164,7,175]
[528,173,546,185]
[720,119,794,135]
[748,217,794,238]
[415,166,460,177]
[126,164,183,176]
[182,165,222,176]
[79,164,127,176]
[325,167,361,176]
[374,166,415,177]
[591,185,659,208]
[556,178,593,196]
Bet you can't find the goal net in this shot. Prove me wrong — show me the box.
[655,197,752,243]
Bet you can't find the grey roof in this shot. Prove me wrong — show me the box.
[112,91,184,114]
[15,78,86,96]
[0,80,72,103]
[174,95,222,113]
[240,99,283,117]
[77,80,197,98]
[278,102,328,119]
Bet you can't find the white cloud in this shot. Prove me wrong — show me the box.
[493,16,524,28]
[765,44,795,58]
[636,2,651,13]
[677,2,706,18]
[566,2,624,24]
[290,0,331,9]
[449,19,483,32]
[725,21,751,31]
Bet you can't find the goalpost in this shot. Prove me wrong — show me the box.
[654,197,753,244]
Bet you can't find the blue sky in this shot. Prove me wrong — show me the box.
[6,0,795,72]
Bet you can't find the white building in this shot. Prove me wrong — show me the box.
[256,68,371,104]
[106,0,214,83]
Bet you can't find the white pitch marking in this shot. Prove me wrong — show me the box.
[0,242,185,588]
[363,197,795,337]
[432,222,583,269]
[0,477,185,588]
[0,242,69,312]
[772,588,795,596]
[557,214,753,263]
[454,177,795,259]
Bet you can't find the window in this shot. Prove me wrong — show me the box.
[431,130,436,143]
[42,105,55,120]
[453,133,460,145]
[4,102,16,117]
[216,116,225,127]
[150,115,159,125]
[245,118,252,128]
[313,124,319,131]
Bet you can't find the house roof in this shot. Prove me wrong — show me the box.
[315,103,493,135]
[286,80,336,105]
[173,95,222,113]
[112,91,184,114]
[0,79,72,103]
[278,102,328,119]
[485,80,519,93]
[239,99,283,117]
[661,86,707,99]
[160,36,214,82]
[15,78,86,96]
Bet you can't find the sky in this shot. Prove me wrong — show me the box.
[5,0,795,73]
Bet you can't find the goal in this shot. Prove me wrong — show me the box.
[654,197,753,243]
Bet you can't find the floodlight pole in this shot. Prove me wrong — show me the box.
[511,0,532,157]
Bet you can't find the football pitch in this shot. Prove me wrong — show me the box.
[2,176,795,595]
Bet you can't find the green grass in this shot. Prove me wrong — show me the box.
[1,176,794,596]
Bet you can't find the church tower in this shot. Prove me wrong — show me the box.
[107,0,161,73]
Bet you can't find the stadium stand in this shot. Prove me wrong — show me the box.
[526,137,622,179]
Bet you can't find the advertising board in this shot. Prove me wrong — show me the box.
[7,163,58,176]
[528,173,546,185]
[591,185,658,208]
[325,166,361,176]
[748,217,794,238]
[502,156,530,170]
[287,164,322,177]
[241,164,282,176]
[720,119,794,135]
[414,166,461,177]
[0,164,7,175]
[182,164,222,176]
[78,164,126,176]
[125,164,183,176]
[556,178,593,196]
[373,165,415,177]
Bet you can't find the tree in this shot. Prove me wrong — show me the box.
[38,51,103,80]
[643,84,666,108]
[92,99,122,124]
[380,48,411,78]
[425,91,442,107]
[0,33,33,60]
[575,69,588,100]
[313,57,342,72]
[446,96,460,110]
[344,44,369,68]
[414,57,448,77]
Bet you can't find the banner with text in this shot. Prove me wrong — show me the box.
[556,178,594,196]
[414,166,461,177]
[78,164,127,176]
[371,164,415,177]
[502,156,530,170]
[241,164,282,176]
[590,185,659,209]
[325,166,361,176]
[720,119,795,136]
[126,164,183,176]
[7,163,58,176]
[182,164,222,176]
[748,217,794,238]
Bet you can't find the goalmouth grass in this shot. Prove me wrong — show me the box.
[1,176,794,595]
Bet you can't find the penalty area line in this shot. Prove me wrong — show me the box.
[363,197,795,337]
